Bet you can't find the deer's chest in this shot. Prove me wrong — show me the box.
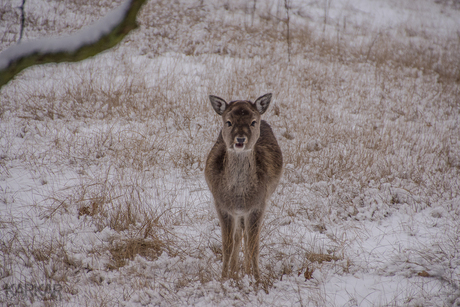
[224,153,257,195]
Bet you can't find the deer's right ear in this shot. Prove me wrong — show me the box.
[209,95,228,115]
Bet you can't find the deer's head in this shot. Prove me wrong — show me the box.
[209,93,272,152]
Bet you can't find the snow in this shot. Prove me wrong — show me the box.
[1,0,460,306]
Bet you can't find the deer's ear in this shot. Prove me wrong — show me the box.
[209,95,228,115]
[254,93,272,114]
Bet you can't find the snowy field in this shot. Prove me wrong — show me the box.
[1,0,460,306]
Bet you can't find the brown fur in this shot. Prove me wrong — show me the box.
[205,94,283,282]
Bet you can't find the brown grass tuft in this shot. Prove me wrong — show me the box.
[107,237,164,270]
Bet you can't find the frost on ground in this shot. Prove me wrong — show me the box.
[1,0,460,306]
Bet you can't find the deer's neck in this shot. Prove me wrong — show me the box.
[224,149,257,193]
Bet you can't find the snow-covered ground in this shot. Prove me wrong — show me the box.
[1,0,459,306]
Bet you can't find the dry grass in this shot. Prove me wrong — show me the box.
[107,237,164,270]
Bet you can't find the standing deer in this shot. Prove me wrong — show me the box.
[205,93,283,282]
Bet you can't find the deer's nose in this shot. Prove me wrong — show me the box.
[236,137,246,144]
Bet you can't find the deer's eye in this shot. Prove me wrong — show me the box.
[251,121,256,127]
[226,121,232,127]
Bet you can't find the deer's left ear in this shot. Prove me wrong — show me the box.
[254,93,272,114]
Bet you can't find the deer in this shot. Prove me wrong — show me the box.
[205,93,283,282]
